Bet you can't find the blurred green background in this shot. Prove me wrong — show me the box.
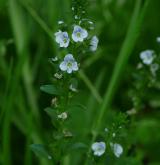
[0,0,160,164]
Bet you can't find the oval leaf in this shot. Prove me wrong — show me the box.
[40,84,62,95]
[30,144,52,160]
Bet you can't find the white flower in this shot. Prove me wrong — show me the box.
[71,7,74,11]
[112,133,116,138]
[69,84,78,92]
[58,20,64,25]
[104,128,109,132]
[74,15,79,19]
[48,155,52,160]
[110,143,123,158]
[140,50,155,65]
[90,36,99,51]
[55,31,70,48]
[88,21,94,25]
[156,37,160,43]
[72,25,88,42]
[91,142,106,156]
[51,97,58,107]
[126,108,137,115]
[51,56,58,62]
[58,112,68,120]
[59,54,78,74]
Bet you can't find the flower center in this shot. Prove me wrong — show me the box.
[67,62,72,68]
[97,147,103,152]
[63,38,67,43]
[76,32,81,38]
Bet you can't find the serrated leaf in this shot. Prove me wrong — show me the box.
[30,144,52,160]
[40,84,62,95]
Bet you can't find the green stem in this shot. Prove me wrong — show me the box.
[18,0,53,39]
[79,70,102,103]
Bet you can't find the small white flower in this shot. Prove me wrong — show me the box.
[58,112,68,120]
[90,36,99,51]
[58,20,64,25]
[104,128,109,132]
[156,37,160,43]
[51,56,58,62]
[51,97,58,107]
[88,21,94,25]
[72,25,88,42]
[59,54,78,74]
[112,133,116,138]
[69,84,78,92]
[140,50,155,65]
[63,130,73,137]
[75,15,79,19]
[48,155,52,160]
[72,7,74,11]
[55,31,70,48]
[91,142,106,156]
[126,108,137,115]
[110,143,123,158]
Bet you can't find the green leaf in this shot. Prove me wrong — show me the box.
[40,84,62,95]
[30,144,52,160]
[44,107,60,128]
[44,107,57,119]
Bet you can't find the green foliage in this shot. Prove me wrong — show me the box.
[40,84,63,95]
[0,0,160,164]
[30,144,52,160]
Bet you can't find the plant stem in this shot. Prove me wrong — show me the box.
[79,70,102,103]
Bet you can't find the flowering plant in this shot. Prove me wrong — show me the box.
[30,0,159,164]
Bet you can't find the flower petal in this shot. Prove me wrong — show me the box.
[91,142,106,157]
[90,36,99,51]
[110,143,123,158]
[64,54,74,61]
[81,29,88,39]
[67,67,73,74]
[72,62,78,71]
[59,61,67,71]
[72,33,79,42]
